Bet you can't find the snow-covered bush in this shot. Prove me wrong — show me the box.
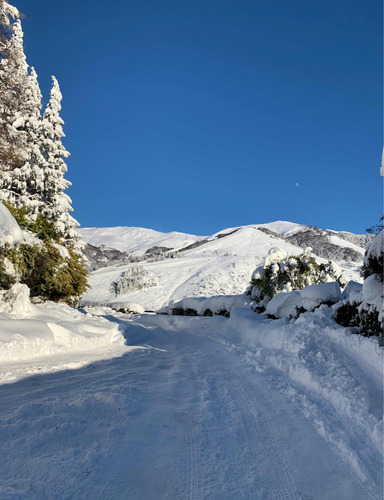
[247,247,344,306]
[265,282,342,319]
[335,231,383,337]
[113,266,159,294]
[4,203,60,241]
[0,202,88,303]
[7,243,88,303]
[361,229,383,282]
[0,247,16,290]
[0,200,23,247]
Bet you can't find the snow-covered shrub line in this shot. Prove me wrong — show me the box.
[265,282,342,319]
[159,295,252,316]
[81,298,145,315]
[335,231,383,337]
[248,246,344,305]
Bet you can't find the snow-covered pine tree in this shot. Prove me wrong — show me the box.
[0,5,28,176]
[41,75,81,247]
[0,19,50,217]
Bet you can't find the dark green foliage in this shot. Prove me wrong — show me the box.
[360,309,382,338]
[216,309,230,318]
[252,304,266,314]
[184,308,198,316]
[251,264,289,301]
[4,203,60,242]
[251,254,343,302]
[361,229,383,282]
[335,302,383,338]
[0,246,15,290]
[335,302,360,328]
[361,255,383,282]
[0,204,88,303]
[6,242,88,303]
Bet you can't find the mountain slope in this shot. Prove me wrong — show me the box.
[80,226,202,254]
[79,222,370,311]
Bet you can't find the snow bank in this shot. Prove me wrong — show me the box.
[342,280,363,300]
[0,284,35,317]
[362,274,383,322]
[220,307,383,492]
[0,284,128,380]
[265,290,302,318]
[0,202,23,247]
[264,282,342,319]
[362,275,382,305]
[160,295,252,315]
[300,281,342,310]
[81,298,145,314]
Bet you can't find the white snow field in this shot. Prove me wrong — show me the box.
[0,307,382,499]
[79,222,365,311]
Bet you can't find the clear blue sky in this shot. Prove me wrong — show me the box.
[16,0,382,235]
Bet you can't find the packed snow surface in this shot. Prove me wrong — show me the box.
[0,308,382,499]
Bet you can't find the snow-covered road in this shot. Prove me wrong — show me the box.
[0,314,381,499]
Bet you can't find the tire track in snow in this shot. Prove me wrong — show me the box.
[197,342,297,500]
[231,380,296,500]
[224,337,382,500]
[185,414,200,500]
[199,336,376,500]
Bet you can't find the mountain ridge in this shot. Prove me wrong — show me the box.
[79,221,371,312]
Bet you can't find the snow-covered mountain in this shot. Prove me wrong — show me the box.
[81,226,201,255]
[79,221,372,311]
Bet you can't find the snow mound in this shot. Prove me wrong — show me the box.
[0,284,129,379]
[1,284,35,317]
[342,280,363,300]
[365,229,383,261]
[300,282,342,310]
[0,202,23,247]
[265,290,302,319]
[81,299,145,314]
[362,275,383,322]
[160,295,252,315]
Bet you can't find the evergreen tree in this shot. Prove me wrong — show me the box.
[0,20,48,216]
[0,4,82,249]
[41,76,81,247]
[0,7,28,174]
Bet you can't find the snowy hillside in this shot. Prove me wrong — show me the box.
[79,221,369,311]
[80,226,202,255]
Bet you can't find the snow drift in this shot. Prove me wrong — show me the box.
[0,284,129,383]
